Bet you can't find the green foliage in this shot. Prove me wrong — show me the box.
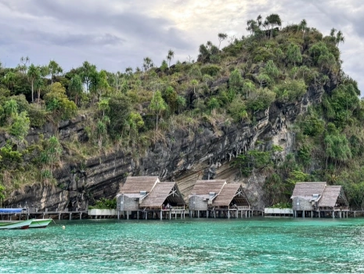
[301,114,325,137]
[149,90,167,132]
[229,69,243,94]
[323,82,360,128]
[228,95,248,122]
[68,74,83,105]
[263,60,280,81]
[89,198,116,209]
[0,15,362,209]
[324,132,352,166]
[286,43,302,66]
[286,170,310,185]
[0,184,5,205]
[106,95,131,140]
[200,64,221,77]
[297,144,311,166]
[252,47,275,63]
[246,88,275,112]
[45,82,77,121]
[273,79,307,103]
[207,97,220,111]
[40,136,63,177]
[10,111,30,141]
[163,86,178,114]
[0,142,22,170]
[233,148,272,177]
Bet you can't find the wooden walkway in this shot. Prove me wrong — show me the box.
[20,209,88,220]
[119,207,187,220]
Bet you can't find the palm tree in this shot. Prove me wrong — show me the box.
[218,33,227,49]
[246,19,258,35]
[336,30,345,45]
[19,56,29,74]
[27,64,40,102]
[265,14,282,39]
[167,50,174,68]
[143,57,153,72]
[299,19,307,38]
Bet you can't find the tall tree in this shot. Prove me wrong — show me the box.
[80,61,97,93]
[4,71,16,93]
[287,43,302,66]
[264,14,282,38]
[18,56,29,74]
[336,30,345,45]
[48,60,63,83]
[299,19,307,38]
[41,136,63,177]
[143,57,154,72]
[68,74,83,106]
[35,65,50,103]
[149,90,167,136]
[167,50,174,68]
[218,33,228,49]
[27,64,40,102]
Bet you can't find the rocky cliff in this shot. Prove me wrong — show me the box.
[5,80,325,211]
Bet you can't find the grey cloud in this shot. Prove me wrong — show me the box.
[5,0,191,50]
[0,0,363,94]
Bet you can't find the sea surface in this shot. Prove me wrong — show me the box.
[1,217,364,273]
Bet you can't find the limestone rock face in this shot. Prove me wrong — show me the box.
[5,83,324,211]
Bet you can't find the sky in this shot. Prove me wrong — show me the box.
[0,0,363,94]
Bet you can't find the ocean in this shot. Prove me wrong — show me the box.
[1,217,364,273]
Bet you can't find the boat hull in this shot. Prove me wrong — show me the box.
[0,219,32,230]
[30,219,53,228]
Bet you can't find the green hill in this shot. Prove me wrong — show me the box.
[1,14,363,210]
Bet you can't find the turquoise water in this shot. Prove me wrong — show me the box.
[1,218,364,273]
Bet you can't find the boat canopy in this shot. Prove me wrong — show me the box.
[0,208,23,214]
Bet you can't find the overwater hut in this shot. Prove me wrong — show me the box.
[189,180,250,218]
[291,182,349,218]
[116,176,186,220]
[140,182,186,220]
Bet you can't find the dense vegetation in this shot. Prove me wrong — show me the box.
[0,14,363,208]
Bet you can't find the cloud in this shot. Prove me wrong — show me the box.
[0,0,363,94]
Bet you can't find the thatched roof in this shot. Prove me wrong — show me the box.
[190,180,226,196]
[291,182,326,199]
[120,176,159,194]
[213,184,241,206]
[140,182,185,208]
[319,185,347,207]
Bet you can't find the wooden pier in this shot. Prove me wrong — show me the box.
[120,207,187,220]
[19,208,88,220]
